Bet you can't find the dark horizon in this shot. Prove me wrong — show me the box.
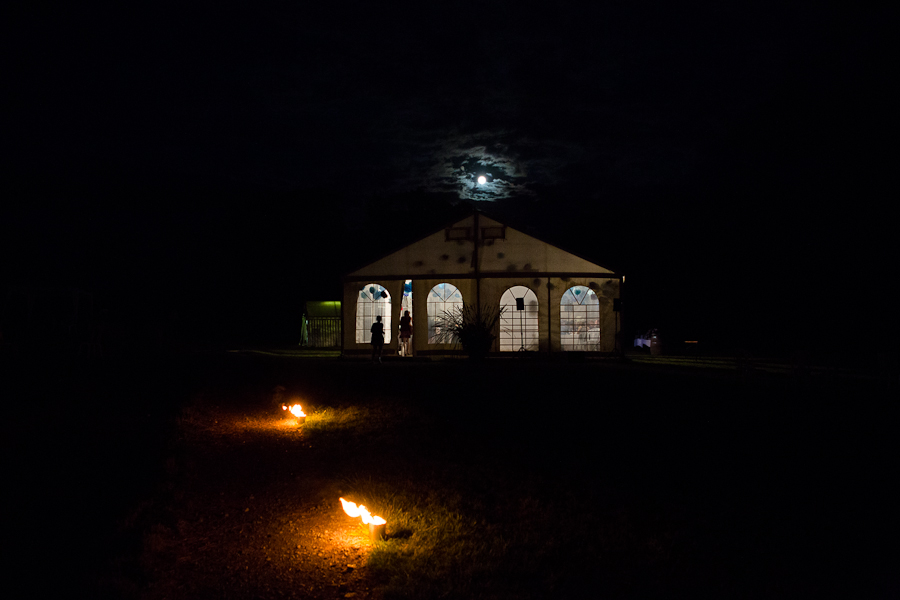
[2,2,894,356]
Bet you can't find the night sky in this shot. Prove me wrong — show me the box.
[2,2,894,352]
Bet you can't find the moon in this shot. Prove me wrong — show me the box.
[477,175,487,185]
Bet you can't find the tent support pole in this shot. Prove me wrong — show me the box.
[547,276,552,355]
[474,210,480,309]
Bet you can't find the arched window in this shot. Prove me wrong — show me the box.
[560,285,600,351]
[356,283,392,344]
[499,286,539,351]
[427,283,463,343]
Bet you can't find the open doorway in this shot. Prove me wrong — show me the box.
[398,279,413,356]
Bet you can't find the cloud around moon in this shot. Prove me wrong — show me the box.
[376,131,572,202]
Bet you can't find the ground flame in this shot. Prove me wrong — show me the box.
[340,498,386,526]
[340,497,362,518]
[282,404,306,418]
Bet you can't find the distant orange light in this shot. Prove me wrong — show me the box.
[282,404,306,417]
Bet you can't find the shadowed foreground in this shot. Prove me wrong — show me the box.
[6,353,897,599]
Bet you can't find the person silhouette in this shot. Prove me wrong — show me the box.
[399,310,412,357]
[371,315,385,363]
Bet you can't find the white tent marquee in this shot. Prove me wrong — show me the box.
[341,210,623,358]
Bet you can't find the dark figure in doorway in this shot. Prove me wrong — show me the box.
[399,310,412,357]
[371,316,385,363]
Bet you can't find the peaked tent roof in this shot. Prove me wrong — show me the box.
[346,211,617,279]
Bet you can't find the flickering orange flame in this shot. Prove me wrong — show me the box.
[340,497,386,526]
[282,404,306,418]
[340,497,361,518]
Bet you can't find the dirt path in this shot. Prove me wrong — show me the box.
[105,407,381,600]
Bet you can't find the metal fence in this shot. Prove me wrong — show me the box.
[308,316,341,348]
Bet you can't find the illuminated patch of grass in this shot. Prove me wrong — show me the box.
[301,402,415,449]
[302,405,379,434]
[169,354,894,598]
[333,465,686,600]
[315,417,687,600]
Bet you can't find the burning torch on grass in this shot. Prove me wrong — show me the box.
[340,498,386,542]
[282,404,306,423]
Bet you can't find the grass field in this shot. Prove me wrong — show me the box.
[5,351,897,599]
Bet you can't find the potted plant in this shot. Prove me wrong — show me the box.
[433,304,505,361]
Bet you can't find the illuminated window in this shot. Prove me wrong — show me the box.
[560,286,600,351]
[427,283,463,343]
[356,284,392,344]
[499,286,539,351]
